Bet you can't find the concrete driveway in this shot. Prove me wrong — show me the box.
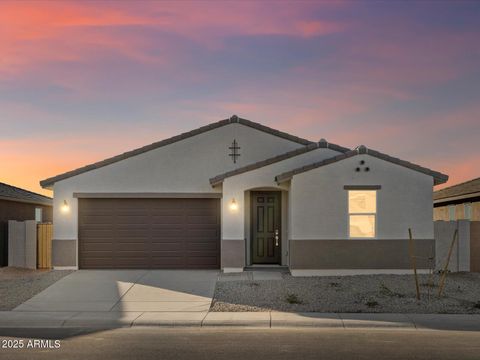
[14,270,219,312]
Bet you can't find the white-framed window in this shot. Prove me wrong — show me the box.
[35,208,43,223]
[448,205,456,221]
[348,190,376,238]
[464,203,472,220]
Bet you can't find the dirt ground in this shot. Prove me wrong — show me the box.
[0,267,73,310]
[211,272,480,313]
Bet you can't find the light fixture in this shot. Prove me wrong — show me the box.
[229,198,238,211]
[61,200,70,213]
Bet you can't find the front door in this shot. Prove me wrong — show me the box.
[251,191,281,264]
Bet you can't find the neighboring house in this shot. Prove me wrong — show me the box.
[0,182,53,266]
[40,116,448,275]
[434,177,480,221]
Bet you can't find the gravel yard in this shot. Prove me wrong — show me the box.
[0,267,73,310]
[211,272,480,313]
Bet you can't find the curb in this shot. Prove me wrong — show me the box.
[0,312,480,331]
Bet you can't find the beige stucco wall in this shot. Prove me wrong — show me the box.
[221,148,341,241]
[52,122,305,245]
[220,147,341,266]
[289,154,434,240]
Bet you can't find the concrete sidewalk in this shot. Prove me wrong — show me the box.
[1,311,480,331]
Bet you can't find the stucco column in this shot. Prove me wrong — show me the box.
[221,180,245,271]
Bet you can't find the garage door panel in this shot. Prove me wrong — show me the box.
[187,215,218,224]
[81,243,115,252]
[150,257,185,267]
[150,238,185,245]
[80,251,115,258]
[187,242,219,251]
[186,207,218,216]
[186,229,219,238]
[150,242,184,251]
[79,215,115,225]
[116,242,150,251]
[116,259,149,267]
[186,257,219,267]
[79,229,114,238]
[115,217,149,225]
[82,261,116,269]
[116,230,152,238]
[150,199,185,206]
[150,215,184,224]
[79,198,220,269]
[79,225,115,232]
[150,224,184,230]
[150,231,184,239]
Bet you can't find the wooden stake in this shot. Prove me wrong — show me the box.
[438,228,458,297]
[408,228,421,301]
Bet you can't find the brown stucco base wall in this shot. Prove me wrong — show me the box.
[290,239,435,269]
[221,239,245,269]
[471,222,480,272]
[52,239,77,267]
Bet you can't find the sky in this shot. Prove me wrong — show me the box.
[0,0,479,196]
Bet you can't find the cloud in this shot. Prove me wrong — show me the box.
[0,1,347,78]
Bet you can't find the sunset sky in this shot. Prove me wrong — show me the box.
[1,0,479,196]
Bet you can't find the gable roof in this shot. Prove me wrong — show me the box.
[275,145,449,185]
[40,115,313,189]
[0,182,52,206]
[209,139,349,186]
[434,177,480,203]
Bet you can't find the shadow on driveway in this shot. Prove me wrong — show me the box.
[14,269,219,312]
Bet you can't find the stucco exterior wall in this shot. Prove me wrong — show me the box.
[289,154,434,241]
[52,123,304,246]
[221,148,340,240]
[220,147,340,268]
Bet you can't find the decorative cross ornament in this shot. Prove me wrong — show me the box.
[228,139,241,163]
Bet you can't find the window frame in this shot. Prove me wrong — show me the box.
[347,189,378,239]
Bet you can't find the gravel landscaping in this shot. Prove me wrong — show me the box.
[211,272,480,313]
[0,267,73,310]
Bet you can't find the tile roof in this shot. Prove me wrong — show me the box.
[40,116,313,188]
[209,139,349,186]
[434,177,480,201]
[275,145,449,185]
[0,182,52,206]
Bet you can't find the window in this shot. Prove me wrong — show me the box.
[464,203,472,220]
[448,205,456,221]
[35,208,43,223]
[348,190,376,238]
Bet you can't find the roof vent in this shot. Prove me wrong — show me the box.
[318,138,328,148]
[356,145,367,154]
[230,115,239,122]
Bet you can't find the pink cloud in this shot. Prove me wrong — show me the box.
[0,1,347,78]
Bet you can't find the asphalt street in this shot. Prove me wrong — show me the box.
[1,327,480,360]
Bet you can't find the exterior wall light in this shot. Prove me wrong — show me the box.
[61,200,70,213]
[229,198,238,212]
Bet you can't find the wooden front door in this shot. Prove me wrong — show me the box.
[251,191,281,264]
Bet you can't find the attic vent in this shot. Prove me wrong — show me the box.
[229,139,241,164]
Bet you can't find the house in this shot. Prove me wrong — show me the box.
[0,182,53,266]
[434,177,480,221]
[40,116,448,275]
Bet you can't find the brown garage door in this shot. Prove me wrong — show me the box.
[78,198,220,269]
